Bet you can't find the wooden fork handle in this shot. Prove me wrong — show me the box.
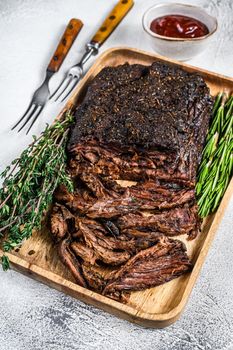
[91,0,134,46]
[47,18,83,73]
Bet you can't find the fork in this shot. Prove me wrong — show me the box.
[12,18,83,134]
[50,0,134,102]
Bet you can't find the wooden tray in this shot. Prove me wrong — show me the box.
[1,47,233,328]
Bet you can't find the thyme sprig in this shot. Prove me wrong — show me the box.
[0,112,74,270]
[196,93,233,218]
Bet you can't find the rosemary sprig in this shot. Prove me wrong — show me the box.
[0,112,74,270]
[196,93,233,218]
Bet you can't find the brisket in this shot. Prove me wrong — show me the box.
[68,62,212,183]
[85,183,196,218]
[50,61,212,301]
[58,237,87,287]
[50,204,74,241]
[71,241,97,265]
[81,263,108,293]
[117,205,199,237]
[79,221,131,266]
[103,236,191,296]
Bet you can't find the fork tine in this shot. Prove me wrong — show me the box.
[54,76,73,102]
[49,78,66,101]
[50,75,72,101]
[26,106,44,134]
[17,104,39,132]
[60,78,79,102]
[11,101,34,130]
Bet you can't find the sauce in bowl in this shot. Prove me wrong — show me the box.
[150,14,209,39]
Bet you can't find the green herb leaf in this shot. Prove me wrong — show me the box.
[1,255,10,271]
[196,93,233,217]
[0,111,75,269]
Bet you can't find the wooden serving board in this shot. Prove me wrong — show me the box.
[1,47,233,328]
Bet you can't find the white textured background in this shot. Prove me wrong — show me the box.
[0,0,233,349]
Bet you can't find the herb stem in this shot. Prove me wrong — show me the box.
[0,111,74,270]
[196,93,233,217]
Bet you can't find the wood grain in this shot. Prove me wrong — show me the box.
[91,0,134,46]
[1,47,232,328]
[47,18,83,73]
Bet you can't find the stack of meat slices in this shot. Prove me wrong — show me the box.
[50,61,213,301]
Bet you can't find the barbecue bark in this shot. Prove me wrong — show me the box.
[50,61,212,301]
[68,62,212,183]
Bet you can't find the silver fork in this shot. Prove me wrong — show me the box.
[12,18,83,134]
[49,42,99,102]
[50,0,134,102]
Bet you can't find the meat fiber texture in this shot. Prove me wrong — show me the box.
[68,61,213,185]
[50,61,213,300]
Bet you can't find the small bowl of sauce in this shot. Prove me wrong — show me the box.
[142,4,218,61]
[150,14,209,39]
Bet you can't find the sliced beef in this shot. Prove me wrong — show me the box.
[58,237,87,287]
[55,173,196,220]
[79,221,131,266]
[50,204,74,241]
[69,141,192,186]
[124,229,162,239]
[86,196,140,219]
[70,141,174,169]
[103,236,191,297]
[85,184,195,218]
[81,263,108,293]
[71,241,97,265]
[54,185,95,214]
[128,181,195,209]
[54,185,74,203]
[117,205,199,236]
[79,172,115,199]
[50,61,212,300]
[101,220,120,237]
[68,62,212,183]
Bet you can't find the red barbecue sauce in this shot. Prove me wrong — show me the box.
[150,15,209,39]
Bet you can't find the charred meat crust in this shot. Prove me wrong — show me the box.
[68,62,212,148]
[50,61,213,300]
[68,62,212,183]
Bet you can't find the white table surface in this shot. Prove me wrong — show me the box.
[0,0,233,349]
